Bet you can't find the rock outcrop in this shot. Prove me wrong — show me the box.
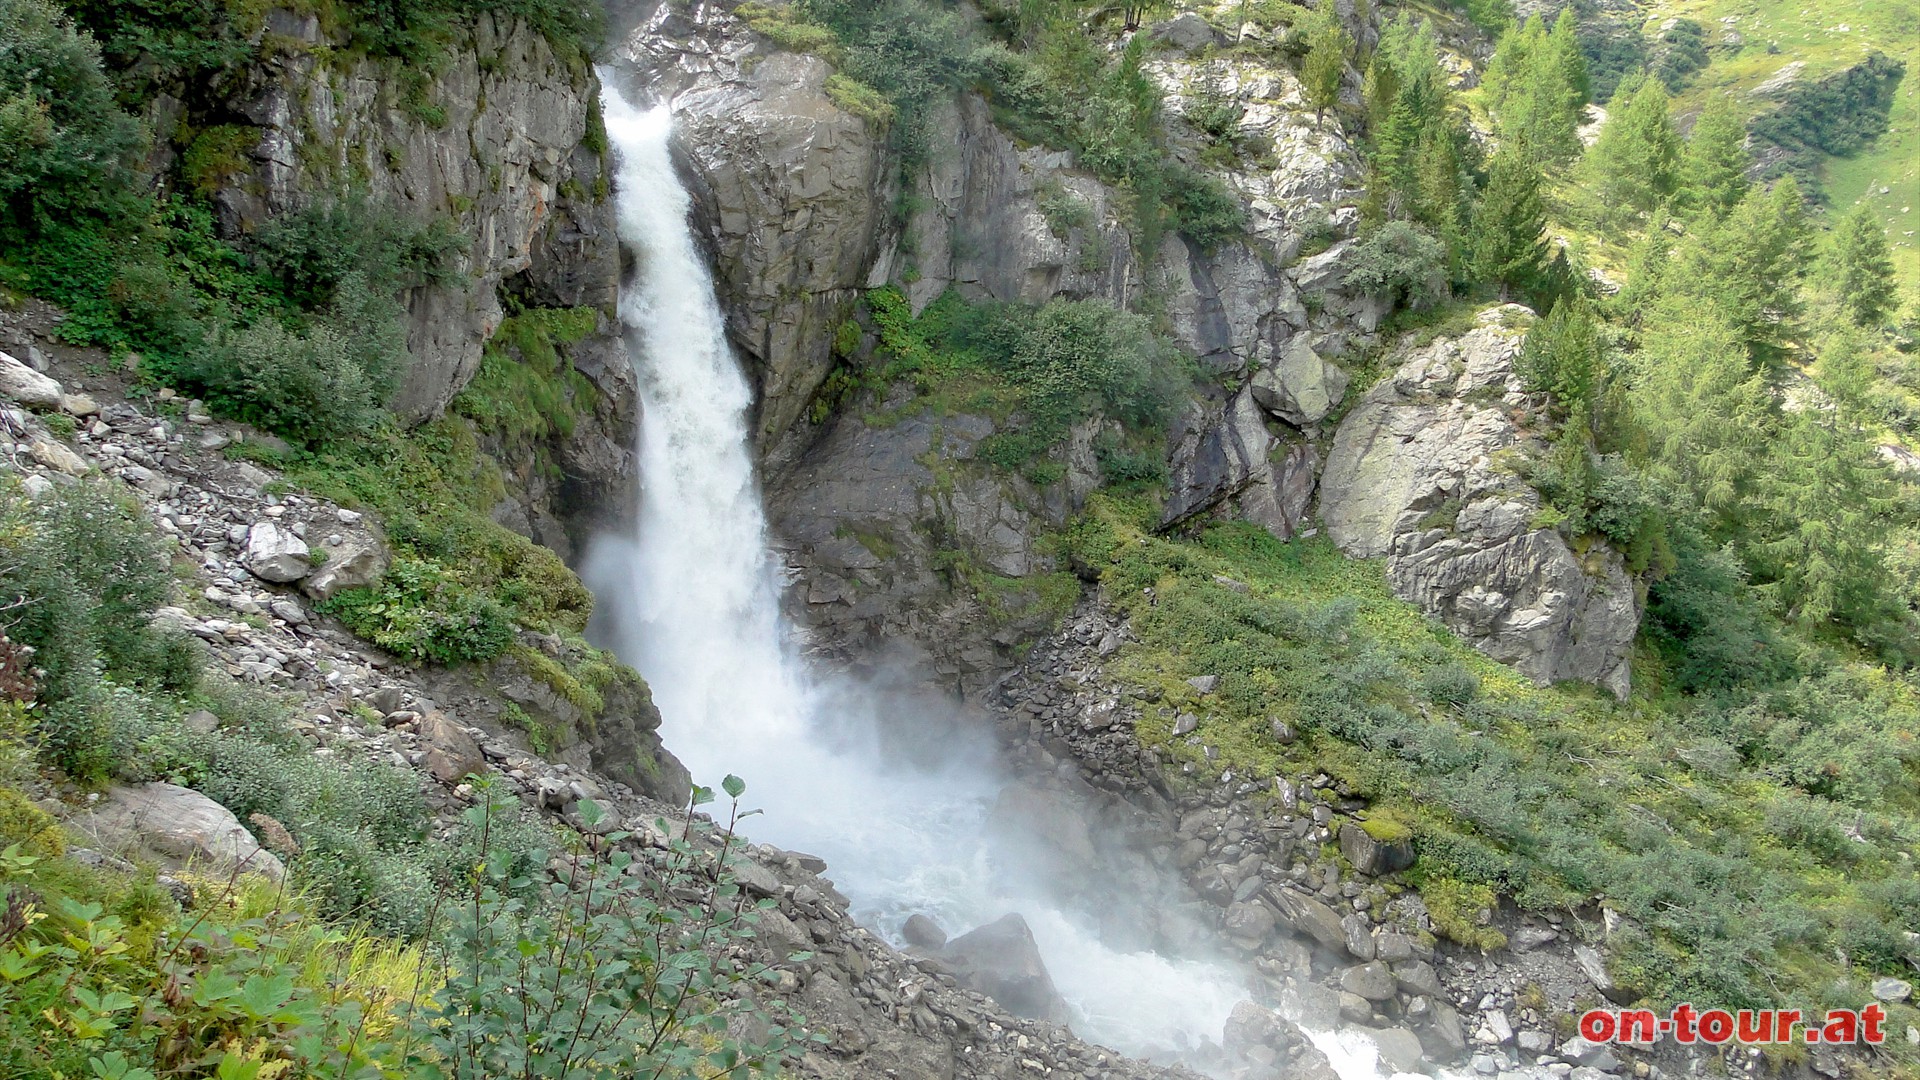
[81,782,287,881]
[208,13,620,423]
[1320,308,1639,696]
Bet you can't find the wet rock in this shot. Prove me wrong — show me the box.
[1270,888,1349,952]
[1340,960,1398,1002]
[1362,1026,1426,1074]
[938,913,1071,1024]
[902,913,947,950]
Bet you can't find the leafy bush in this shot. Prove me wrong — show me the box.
[0,0,140,240]
[1344,221,1448,309]
[413,787,810,1079]
[321,558,518,665]
[452,304,601,442]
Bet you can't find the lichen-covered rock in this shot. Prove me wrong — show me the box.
[1320,308,1640,695]
[1249,336,1349,427]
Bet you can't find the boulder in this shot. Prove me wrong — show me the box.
[28,440,89,476]
[418,711,487,783]
[1320,309,1639,696]
[938,913,1071,1024]
[300,535,389,600]
[902,913,948,950]
[82,782,285,881]
[1339,821,1415,876]
[1873,977,1913,1003]
[1269,888,1349,952]
[1340,960,1399,1002]
[0,351,64,408]
[1250,337,1349,427]
[1150,12,1225,51]
[1362,1026,1427,1074]
[1222,1001,1342,1080]
[1393,959,1444,999]
[242,521,311,583]
[1224,899,1277,946]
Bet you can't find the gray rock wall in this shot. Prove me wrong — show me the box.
[1320,309,1640,696]
[214,12,620,423]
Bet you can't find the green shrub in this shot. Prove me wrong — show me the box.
[413,787,810,1079]
[0,0,140,239]
[321,558,518,665]
[1344,221,1449,310]
[452,304,601,443]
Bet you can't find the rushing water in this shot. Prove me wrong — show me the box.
[588,77,1426,1080]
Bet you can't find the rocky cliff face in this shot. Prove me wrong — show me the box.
[1320,309,1641,695]
[201,12,621,421]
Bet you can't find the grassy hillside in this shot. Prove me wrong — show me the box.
[1646,0,1920,291]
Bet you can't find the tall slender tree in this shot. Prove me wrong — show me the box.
[1822,203,1899,327]
[1675,97,1751,221]
[1581,74,1680,220]
[1473,141,1552,297]
[1302,2,1352,122]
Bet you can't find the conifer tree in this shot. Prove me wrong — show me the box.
[1547,9,1591,115]
[1581,74,1680,220]
[1518,299,1604,424]
[1485,15,1585,164]
[1302,3,1352,121]
[1473,142,1552,297]
[1634,303,1775,533]
[1670,178,1808,362]
[1823,203,1899,327]
[1675,96,1750,221]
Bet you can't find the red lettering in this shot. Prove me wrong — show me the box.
[1580,1010,1617,1042]
[1619,1009,1658,1043]
[1777,1009,1802,1043]
[1823,1010,1860,1045]
[1672,1003,1699,1044]
[1863,1004,1887,1044]
[1736,1009,1771,1042]
[1699,1009,1735,1044]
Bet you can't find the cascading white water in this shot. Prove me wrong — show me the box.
[590,77,1429,1080]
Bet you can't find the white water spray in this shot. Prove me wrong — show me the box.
[589,77,1429,1079]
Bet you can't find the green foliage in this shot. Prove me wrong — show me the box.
[1647,17,1708,92]
[1674,96,1751,222]
[248,191,464,312]
[321,558,517,665]
[0,0,140,239]
[1483,13,1589,166]
[282,417,595,653]
[410,789,810,1079]
[867,286,1187,477]
[1516,299,1603,423]
[1749,52,1906,191]
[1666,178,1809,363]
[1299,2,1350,119]
[1579,74,1680,223]
[1449,0,1513,36]
[1822,202,1899,326]
[1363,15,1477,277]
[1471,144,1552,300]
[1345,220,1448,310]
[797,0,976,172]
[1415,874,1507,950]
[452,304,601,442]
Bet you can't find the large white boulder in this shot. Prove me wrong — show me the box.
[242,521,311,583]
[0,351,64,409]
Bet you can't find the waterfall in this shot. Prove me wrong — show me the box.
[590,77,1429,1080]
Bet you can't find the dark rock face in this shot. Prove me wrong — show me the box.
[1338,822,1414,877]
[938,914,1072,1025]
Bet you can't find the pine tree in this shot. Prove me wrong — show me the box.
[1411,126,1470,271]
[1518,299,1604,425]
[1547,9,1591,116]
[1635,302,1775,534]
[1674,96,1750,221]
[1752,404,1898,627]
[1482,16,1542,112]
[1581,74,1680,221]
[1485,15,1585,165]
[1302,3,1352,122]
[1670,178,1808,362]
[1823,203,1899,326]
[1473,142,1552,298]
